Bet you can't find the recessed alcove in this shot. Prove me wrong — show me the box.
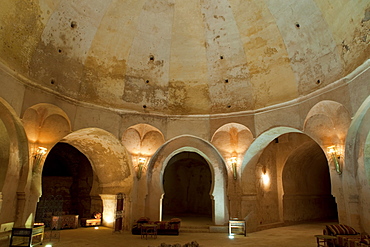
[35,143,102,225]
[162,152,212,224]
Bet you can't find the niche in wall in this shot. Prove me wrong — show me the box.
[282,138,338,223]
[162,152,212,220]
[35,143,98,224]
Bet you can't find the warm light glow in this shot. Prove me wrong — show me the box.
[229,156,237,164]
[262,173,270,186]
[94,226,99,230]
[229,155,238,180]
[34,146,48,157]
[327,145,342,175]
[38,146,47,154]
[229,235,235,239]
[138,157,146,164]
[45,244,52,247]
[104,215,114,224]
[136,156,147,179]
[33,146,48,167]
[327,145,336,154]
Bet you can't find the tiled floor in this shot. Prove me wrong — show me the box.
[42,221,332,247]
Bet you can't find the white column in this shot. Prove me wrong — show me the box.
[99,194,117,228]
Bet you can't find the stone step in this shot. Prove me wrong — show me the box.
[180,227,210,233]
[181,225,209,229]
[180,225,229,233]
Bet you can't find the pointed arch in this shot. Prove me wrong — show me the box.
[145,135,228,225]
[304,100,351,147]
[62,128,133,193]
[345,95,370,232]
[241,127,303,191]
[0,97,29,226]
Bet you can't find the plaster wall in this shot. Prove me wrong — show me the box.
[0,60,368,239]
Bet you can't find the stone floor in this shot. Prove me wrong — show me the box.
[41,221,333,247]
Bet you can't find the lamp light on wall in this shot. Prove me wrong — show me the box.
[327,145,342,175]
[261,166,270,187]
[136,157,147,179]
[33,146,47,166]
[229,156,237,180]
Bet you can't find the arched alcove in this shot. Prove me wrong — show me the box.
[146,135,228,226]
[0,119,10,192]
[240,128,335,231]
[282,139,337,223]
[35,143,97,226]
[241,127,303,195]
[61,127,133,228]
[0,97,29,227]
[162,151,212,223]
[345,95,370,232]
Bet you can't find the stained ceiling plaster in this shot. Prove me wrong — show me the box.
[0,0,369,115]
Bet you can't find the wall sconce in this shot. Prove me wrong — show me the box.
[33,146,47,166]
[261,166,270,188]
[229,156,237,180]
[327,145,342,175]
[136,157,147,179]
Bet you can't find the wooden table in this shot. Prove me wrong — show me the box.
[314,235,337,247]
[141,224,157,239]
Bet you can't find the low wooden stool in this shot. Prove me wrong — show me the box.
[141,224,157,239]
[315,235,337,247]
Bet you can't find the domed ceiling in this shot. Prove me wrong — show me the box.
[0,0,369,115]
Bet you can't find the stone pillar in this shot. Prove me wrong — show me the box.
[99,194,117,228]
[14,192,27,227]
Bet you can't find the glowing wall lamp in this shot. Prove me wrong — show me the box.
[136,157,147,179]
[327,145,342,175]
[230,156,237,180]
[33,146,47,166]
[261,166,270,188]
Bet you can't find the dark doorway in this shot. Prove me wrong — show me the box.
[282,137,338,223]
[35,143,100,225]
[162,152,212,222]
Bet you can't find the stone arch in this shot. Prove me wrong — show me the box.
[62,128,133,193]
[61,128,133,228]
[211,123,254,180]
[304,100,351,156]
[240,127,333,231]
[241,127,303,194]
[282,140,336,222]
[122,123,165,179]
[22,103,71,148]
[366,133,370,184]
[346,96,370,176]
[345,95,370,232]
[22,103,72,196]
[146,135,228,225]
[303,100,353,227]
[0,97,29,226]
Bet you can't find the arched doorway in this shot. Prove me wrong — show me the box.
[146,135,228,226]
[162,152,212,224]
[35,143,101,226]
[282,137,338,223]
